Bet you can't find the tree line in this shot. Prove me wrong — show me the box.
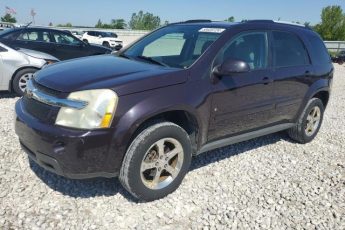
[2,7,345,41]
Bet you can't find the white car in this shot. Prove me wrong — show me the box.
[0,42,59,95]
[82,31,123,50]
[70,30,84,40]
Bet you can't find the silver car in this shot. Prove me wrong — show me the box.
[0,42,59,95]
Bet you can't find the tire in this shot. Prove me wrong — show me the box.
[102,41,110,48]
[119,122,192,201]
[288,98,324,144]
[12,68,38,96]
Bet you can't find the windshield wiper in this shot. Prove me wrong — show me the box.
[136,55,169,67]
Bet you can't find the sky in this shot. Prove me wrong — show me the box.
[1,0,345,27]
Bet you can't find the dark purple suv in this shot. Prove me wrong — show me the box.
[15,20,333,201]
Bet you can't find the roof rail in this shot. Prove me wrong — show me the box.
[244,19,310,29]
[183,20,212,23]
[244,20,274,24]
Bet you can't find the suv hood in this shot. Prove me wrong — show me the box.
[35,55,186,95]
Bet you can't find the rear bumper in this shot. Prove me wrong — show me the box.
[15,99,121,179]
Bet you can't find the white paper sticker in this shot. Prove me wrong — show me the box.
[199,28,225,33]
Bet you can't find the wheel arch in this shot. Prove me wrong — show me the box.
[127,109,200,154]
[9,66,40,92]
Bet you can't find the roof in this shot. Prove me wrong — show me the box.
[170,19,311,31]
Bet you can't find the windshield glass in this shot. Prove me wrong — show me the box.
[123,25,225,69]
[0,28,14,36]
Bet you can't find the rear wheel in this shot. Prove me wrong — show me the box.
[119,122,192,201]
[288,98,324,144]
[12,68,37,96]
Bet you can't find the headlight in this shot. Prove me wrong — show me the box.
[55,89,118,129]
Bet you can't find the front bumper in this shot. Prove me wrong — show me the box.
[110,43,123,50]
[15,99,120,179]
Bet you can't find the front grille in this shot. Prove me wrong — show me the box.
[23,96,54,122]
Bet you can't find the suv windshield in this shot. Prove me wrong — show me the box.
[123,25,226,69]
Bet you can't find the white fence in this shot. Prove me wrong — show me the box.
[324,41,345,53]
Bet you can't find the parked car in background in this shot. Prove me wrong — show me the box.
[0,42,58,95]
[0,27,112,60]
[82,31,123,50]
[70,30,84,40]
[15,20,333,201]
[331,50,345,64]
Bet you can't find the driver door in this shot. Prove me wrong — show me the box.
[50,31,86,60]
[208,31,276,141]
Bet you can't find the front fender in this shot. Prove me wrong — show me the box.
[107,83,203,171]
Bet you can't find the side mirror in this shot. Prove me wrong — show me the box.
[213,59,250,76]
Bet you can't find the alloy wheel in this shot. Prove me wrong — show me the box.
[140,138,184,190]
[305,106,321,137]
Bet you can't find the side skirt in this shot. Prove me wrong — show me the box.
[196,123,295,155]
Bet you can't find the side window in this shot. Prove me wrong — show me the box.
[216,32,268,70]
[52,32,81,45]
[272,31,309,68]
[307,35,331,65]
[193,33,220,56]
[143,33,186,57]
[17,31,51,42]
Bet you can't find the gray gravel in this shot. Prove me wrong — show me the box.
[1,65,344,230]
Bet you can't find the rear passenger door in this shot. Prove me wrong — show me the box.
[15,29,54,54]
[271,31,313,122]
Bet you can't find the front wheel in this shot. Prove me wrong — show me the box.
[12,68,38,96]
[102,41,110,48]
[288,98,324,144]
[119,122,192,201]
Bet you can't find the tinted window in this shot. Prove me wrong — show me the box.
[307,35,331,65]
[52,32,81,45]
[17,31,51,42]
[216,32,268,70]
[0,29,20,40]
[273,31,309,67]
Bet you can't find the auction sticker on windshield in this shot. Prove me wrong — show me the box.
[199,28,225,33]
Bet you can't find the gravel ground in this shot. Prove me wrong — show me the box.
[1,65,344,230]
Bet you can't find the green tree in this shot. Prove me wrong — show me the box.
[1,13,17,23]
[95,19,103,28]
[314,5,345,41]
[57,23,72,27]
[129,11,161,30]
[111,19,126,29]
[225,16,235,22]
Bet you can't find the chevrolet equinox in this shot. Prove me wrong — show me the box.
[15,20,333,201]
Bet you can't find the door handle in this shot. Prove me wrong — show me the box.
[262,77,273,85]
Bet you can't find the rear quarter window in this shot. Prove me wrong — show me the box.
[307,34,331,65]
[272,31,309,68]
